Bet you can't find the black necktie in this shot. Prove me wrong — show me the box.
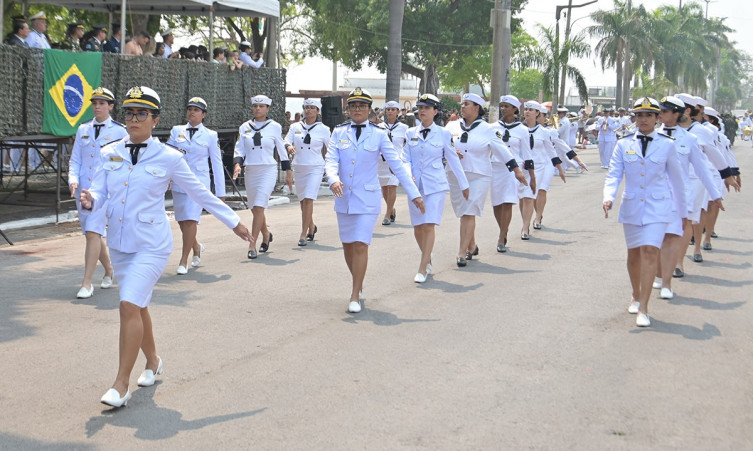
[303,123,318,144]
[638,135,653,157]
[250,121,271,147]
[353,124,366,140]
[420,128,430,139]
[664,127,674,137]
[188,127,198,139]
[126,143,147,164]
[94,124,104,139]
[460,120,481,143]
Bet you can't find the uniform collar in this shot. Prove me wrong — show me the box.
[94,117,111,127]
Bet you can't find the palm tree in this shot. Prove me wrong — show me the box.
[386,0,405,101]
[523,24,590,103]
[588,0,631,107]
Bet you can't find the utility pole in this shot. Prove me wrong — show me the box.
[489,0,509,122]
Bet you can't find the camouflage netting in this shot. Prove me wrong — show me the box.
[0,46,286,138]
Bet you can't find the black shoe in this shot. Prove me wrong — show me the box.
[693,253,703,263]
[497,243,507,253]
[533,222,541,230]
[710,231,718,238]
[298,239,307,246]
[690,237,695,245]
[702,242,712,251]
[456,257,467,267]
[390,210,396,222]
[306,225,318,241]
[521,233,530,240]
[466,252,473,260]
[382,219,391,226]
[248,249,258,259]
[260,232,273,253]
[472,245,479,256]
[673,268,685,278]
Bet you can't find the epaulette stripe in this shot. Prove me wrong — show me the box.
[165,142,186,154]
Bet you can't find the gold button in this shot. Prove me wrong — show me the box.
[90,154,94,157]
[153,171,157,174]
[641,161,645,165]
[150,219,154,223]
[129,166,133,170]
[110,165,114,169]
[119,218,122,222]
[640,198,644,201]
[349,174,352,177]
[640,185,644,188]
[121,200,125,204]
[88,177,91,181]
[89,166,92,169]
[124,182,128,186]
[352,160,355,164]
[348,187,352,190]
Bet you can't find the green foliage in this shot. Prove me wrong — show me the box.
[4,3,110,44]
[714,86,736,111]
[440,95,460,112]
[510,69,543,100]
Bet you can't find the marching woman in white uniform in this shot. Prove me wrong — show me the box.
[167,97,226,274]
[69,87,127,299]
[653,96,722,299]
[284,98,330,246]
[603,97,686,328]
[492,95,536,253]
[520,101,566,238]
[378,100,409,226]
[325,88,424,313]
[445,93,527,266]
[232,95,293,259]
[80,87,252,407]
[403,94,469,283]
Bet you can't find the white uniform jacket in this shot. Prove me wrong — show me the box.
[233,119,290,169]
[545,126,576,163]
[557,116,571,142]
[445,119,517,175]
[527,125,560,167]
[495,121,533,167]
[88,137,239,254]
[167,123,226,197]
[685,121,731,176]
[403,123,469,196]
[69,118,127,190]
[285,120,330,166]
[569,121,578,147]
[25,30,50,49]
[597,117,619,142]
[325,121,420,214]
[378,120,409,171]
[603,132,687,226]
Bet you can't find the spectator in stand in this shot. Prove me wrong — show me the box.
[239,41,264,68]
[294,112,301,123]
[125,31,150,56]
[161,30,178,58]
[212,47,226,64]
[83,25,107,52]
[59,23,84,50]
[4,16,30,47]
[152,42,165,58]
[25,11,50,49]
[197,45,209,61]
[103,24,121,53]
[226,50,243,71]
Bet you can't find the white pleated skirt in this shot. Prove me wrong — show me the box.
[377,159,399,186]
[110,249,170,308]
[173,192,203,222]
[622,222,668,249]
[448,171,489,217]
[245,164,277,209]
[534,161,555,193]
[337,212,379,244]
[293,164,324,200]
[75,194,107,236]
[409,189,446,226]
[490,163,518,206]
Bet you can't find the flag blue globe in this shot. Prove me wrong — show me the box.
[63,75,85,117]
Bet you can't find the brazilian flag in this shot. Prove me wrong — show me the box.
[43,49,102,136]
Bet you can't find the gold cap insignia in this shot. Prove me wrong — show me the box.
[127,87,143,99]
[354,87,363,96]
[660,97,667,103]
[93,87,104,96]
[641,98,651,108]
[495,130,502,138]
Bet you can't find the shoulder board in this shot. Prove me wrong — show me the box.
[165,142,186,154]
[336,122,350,128]
[101,137,125,148]
[619,131,635,139]
[657,132,675,140]
[112,121,125,128]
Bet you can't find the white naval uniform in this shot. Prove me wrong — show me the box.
[493,120,534,204]
[445,119,516,217]
[88,137,239,307]
[25,29,51,49]
[68,118,128,235]
[403,123,469,225]
[546,125,578,172]
[285,120,330,200]
[239,52,264,68]
[597,116,619,167]
[569,120,578,148]
[167,123,226,222]
[603,131,686,249]
[233,119,289,209]
[325,121,421,244]
[378,120,408,186]
[526,125,560,195]
[685,121,730,201]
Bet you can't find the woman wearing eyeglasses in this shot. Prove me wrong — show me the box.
[80,87,252,407]
[233,95,292,259]
[326,88,424,313]
[378,100,409,226]
[445,93,527,267]
[167,97,225,275]
[284,98,330,246]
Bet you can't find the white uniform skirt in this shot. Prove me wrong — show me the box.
[337,212,379,244]
[688,178,707,224]
[409,187,446,226]
[75,193,107,236]
[245,164,277,209]
[534,162,556,193]
[173,192,203,223]
[293,164,324,201]
[665,215,684,237]
[491,163,518,206]
[110,249,170,308]
[448,171,490,217]
[377,159,399,187]
[517,168,536,200]
[622,222,668,249]
[702,170,725,204]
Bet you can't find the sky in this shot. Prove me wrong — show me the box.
[285,0,753,108]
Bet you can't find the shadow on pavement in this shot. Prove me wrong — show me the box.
[629,320,721,340]
[0,433,95,450]
[667,296,746,311]
[341,307,440,327]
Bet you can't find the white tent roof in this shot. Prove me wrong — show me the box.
[42,0,279,17]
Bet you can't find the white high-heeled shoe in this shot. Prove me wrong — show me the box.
[100,276,114,289]
[192,244,205,267]
[100,388,131,407]
[76,285,94,299]
[177,265,188,275]
[414,272,427,283]
[137,357,163,387]
[348,300,361,313]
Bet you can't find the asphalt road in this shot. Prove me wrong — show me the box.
[1,142,752,449]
